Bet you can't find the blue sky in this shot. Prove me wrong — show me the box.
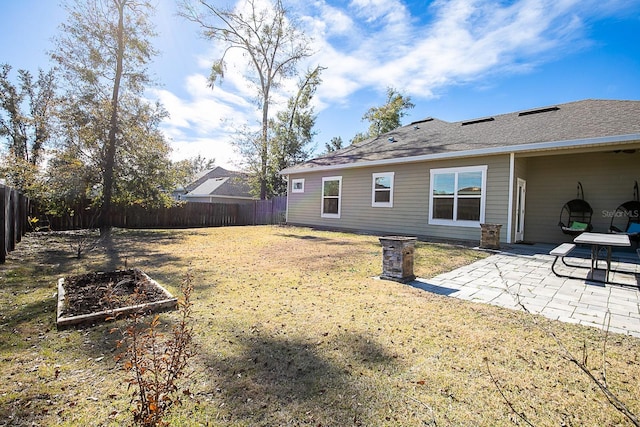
[2,0,640,169]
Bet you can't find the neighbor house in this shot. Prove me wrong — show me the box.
[175,166,256,204]
[280,99,640,244]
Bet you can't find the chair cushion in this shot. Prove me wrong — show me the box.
[570,221,589,230]
[627,222,640,234]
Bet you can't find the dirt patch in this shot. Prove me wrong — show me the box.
[60,269,168,318]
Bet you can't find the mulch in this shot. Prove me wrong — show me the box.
[60,269,169,318]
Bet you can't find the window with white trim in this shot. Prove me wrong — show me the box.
[429,166,487,227]
[321,176,342,218]
[372,172,394,207]
[291,178,305,193]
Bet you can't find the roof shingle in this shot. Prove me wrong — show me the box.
[281,99,640,174]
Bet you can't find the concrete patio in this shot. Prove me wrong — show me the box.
[412,244,640,338]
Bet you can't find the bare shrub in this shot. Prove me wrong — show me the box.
[114,271,196,426]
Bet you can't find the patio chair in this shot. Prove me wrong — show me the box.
[609,181,640,246]
[558,182,593,236]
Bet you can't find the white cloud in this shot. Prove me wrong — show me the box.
[315,3,353,35]
[152,74,252,131]
[348,0,408,24]
[296,0,608,103]
[168,135,242,170]
[154,0,630,167]
[149,72,254,169]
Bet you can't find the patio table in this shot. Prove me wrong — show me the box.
[573,232,631,283]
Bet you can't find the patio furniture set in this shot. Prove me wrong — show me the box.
[551,182,640,287]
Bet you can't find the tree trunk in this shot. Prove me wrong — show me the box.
[260,93,269,200]
[100,0,126,237]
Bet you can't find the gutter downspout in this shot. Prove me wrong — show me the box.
[506,153,515,244]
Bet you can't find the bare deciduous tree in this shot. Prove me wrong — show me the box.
[180,0,313,199]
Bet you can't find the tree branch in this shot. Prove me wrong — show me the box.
[492,262,640,427]
[485,358,536,427]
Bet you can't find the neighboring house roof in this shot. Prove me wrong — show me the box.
[188,177,230,195]
[185,166,237,192]
[281,99,640,174]
[183,166,255,199]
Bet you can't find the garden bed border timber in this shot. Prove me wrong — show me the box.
[56,268,178,329]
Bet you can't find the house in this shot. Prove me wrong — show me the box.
[280,99,640,244]
[176,166,256,204]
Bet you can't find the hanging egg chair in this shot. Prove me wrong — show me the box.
[558,182,593,236]
[609,181,640,245]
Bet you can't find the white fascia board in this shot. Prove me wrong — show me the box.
[280,133,640,175]
[211,195,256,200]
[183,194,255,200]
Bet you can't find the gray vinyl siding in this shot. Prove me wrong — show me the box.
[287,155,511,242]
[524,150,640,244]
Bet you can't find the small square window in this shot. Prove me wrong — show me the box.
[372,172,394,207]
[291,178,305,193]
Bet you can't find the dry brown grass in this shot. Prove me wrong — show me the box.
[1,225,639,426]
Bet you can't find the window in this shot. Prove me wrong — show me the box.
[372,172,394,207]
[291,178,305,193]
[321,176,342,218]
[429,166,487,227]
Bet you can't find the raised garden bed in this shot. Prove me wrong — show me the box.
[56,268,177,329]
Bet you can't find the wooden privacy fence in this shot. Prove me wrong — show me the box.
[112,202,247,228]
[41,196,287,231]
[1,184,29,263]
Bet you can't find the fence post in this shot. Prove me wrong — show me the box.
[1,184,7,263]
[0,184,28,264]
[8,188,16,252]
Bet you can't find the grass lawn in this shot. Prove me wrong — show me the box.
[1,225,639,426]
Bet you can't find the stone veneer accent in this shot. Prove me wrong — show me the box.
[480,223,502,250]
[379,236,417,283]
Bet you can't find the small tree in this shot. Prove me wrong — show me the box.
[350,131,369,145]
[351,87,415,144]
[266,65,323,197]
[178,155,216,177]
[0,152,44,199]
[42,145,98,229]
[172,155,216,193]
[324,136,344,153]
[0,64,57,196]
